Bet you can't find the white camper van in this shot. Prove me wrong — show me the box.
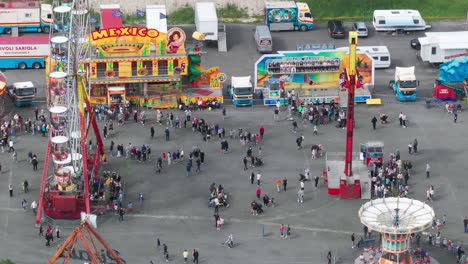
[418,31,468,64]
[372,10,429,32]
[336,46,391,69]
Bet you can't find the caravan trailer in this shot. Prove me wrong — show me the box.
[336,46,391,68]
[372,10,430,32]
[418,31,468,64]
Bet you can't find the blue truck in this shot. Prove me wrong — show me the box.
[228,76,253,106]
[389,66,419,101]
[265,1,314,31]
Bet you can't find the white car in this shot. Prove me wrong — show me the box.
[353,22,369,37]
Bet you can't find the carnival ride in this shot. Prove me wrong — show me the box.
[35,0,105,225]
[48,220,124,264]
[0,71,6,117]
[358,197,435,264]
[325,32,369,199]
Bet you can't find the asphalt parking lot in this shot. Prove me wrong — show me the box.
[0,22,467,263]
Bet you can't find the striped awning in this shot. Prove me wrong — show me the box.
[90,76,180,84]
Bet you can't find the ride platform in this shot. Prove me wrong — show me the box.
[325,152,370,199]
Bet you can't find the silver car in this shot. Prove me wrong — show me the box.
[353,22,368,37]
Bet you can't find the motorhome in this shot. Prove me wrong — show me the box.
[372,10,429,32]
[418,31,468,64]
[336,46,391,69]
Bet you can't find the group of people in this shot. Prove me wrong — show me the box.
[370,150,413,199]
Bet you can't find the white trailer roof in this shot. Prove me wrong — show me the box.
[231,76,252,88]
[373,9,422,17]
[420,31,468,50]
[265,1,296,8]
[395,66,415,81]
[195,2,217,22]
[13,81,34,88]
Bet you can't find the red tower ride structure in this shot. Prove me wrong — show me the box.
[344,32,360,177]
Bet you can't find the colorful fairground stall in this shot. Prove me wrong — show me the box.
[82,26,224,108]
[254,50,375,105]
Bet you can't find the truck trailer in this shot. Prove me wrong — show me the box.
[418,31,468,64]
[265,1,313,31]
[389,66,419,101]
[0,36,50,69]
[0,1,53,34]
[194,2,218,41]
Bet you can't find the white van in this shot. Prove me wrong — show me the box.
[336,46,391,69]
[254,25,273,53]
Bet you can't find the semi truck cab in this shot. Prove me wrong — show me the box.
[229,76,253,106]
[8,81,37,106]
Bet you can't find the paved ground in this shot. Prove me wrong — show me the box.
[0,22,467,263]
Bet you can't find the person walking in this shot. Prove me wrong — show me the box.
[313,125,318,136]
[351,233,356,248]
[39,225,44,236]
[327,251,332,264]
[31,200,37,214]
[426,162,430,178]
[196,158,201,173]
[21,199,27,210]
[8,139,14,153]
[283,177,288,191]
[9,184,13,197]
[183,249,189,262]
[413,138,418,153]
[118,207,125,221]
[222,107,226,120]
[256,186,262,199]
[314,175,320,189]
[259,126,265,139]
[192,249,199,264]
[56,226,61,239]
[297,188,304,203]
[186,161,192,177]
[464,216,468,233]
[454,112,458,123]
[274,107,279,121]
[250,172,255,184]
[285,225,291,239]
[279,223,285,238]
[296,135,304,150]
[156,157,163,173]
[150,126,155,139]
[165,127,170,141]
[275,178,281,192]
[371,116,377,130]
[398,112,403,126]
[243,156,248,170]
[408,142,412,155]
[256,172,262,185]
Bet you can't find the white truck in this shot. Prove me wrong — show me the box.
[8,81,37,107]
[228,76,253,106]
[0,1,53,34]
[194,2,218,41]
[389,66,419,102]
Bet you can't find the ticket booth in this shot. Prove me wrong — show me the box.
[360,141,384,166]
[107,86,126,106]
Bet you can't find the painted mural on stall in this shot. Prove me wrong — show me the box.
[255,50,374,90]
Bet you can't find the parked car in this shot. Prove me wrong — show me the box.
[352,22,368,37]
[328,20,345,38]
[410,38,421,50]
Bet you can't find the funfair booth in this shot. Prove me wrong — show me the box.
[254,50,375,105]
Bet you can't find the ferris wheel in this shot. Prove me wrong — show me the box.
[36,0,104,225]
